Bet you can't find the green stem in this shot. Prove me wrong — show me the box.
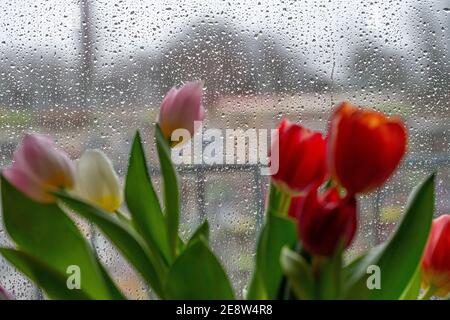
[281,242,302,300]
[114,209,133,227]
[419,285,435,300]
[268,182,281,213]
[267,182,292,216]
[278,192,291,217]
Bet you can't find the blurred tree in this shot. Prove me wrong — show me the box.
[153,20,257,105]
[349,45,408,92]
[257,36,331,94]
[415,4,450,109]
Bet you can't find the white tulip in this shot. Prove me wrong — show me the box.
[74,150,122,212]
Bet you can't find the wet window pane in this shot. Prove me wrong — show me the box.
[0,0,449,299]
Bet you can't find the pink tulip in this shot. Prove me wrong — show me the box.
[3,134,75,203]
[0,285,12,300]
[159,81,205,145]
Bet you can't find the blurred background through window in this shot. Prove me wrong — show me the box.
[0,0,449,299]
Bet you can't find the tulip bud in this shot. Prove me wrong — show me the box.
[270,119,327,195]
[288,195,304,220]
[421,214,450,297]
[295,186,357,256]
[0,285,12,300]
[159,81,205,145]
[328,102,407,194]
[74,150,122,212]
[3,134,75,203]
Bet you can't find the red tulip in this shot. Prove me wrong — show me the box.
[421,214,450,297]
[288,195,304,219]
[295,185,357,256]
[270,119,327,195]
[328,102,407,194]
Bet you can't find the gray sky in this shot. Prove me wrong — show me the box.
[1,0,449,79]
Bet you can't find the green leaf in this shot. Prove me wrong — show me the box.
[280,247,314,299]
[187,220,209,246]
[400,265,421,300]
[165,239,235,299]
[177,236,186,253]
[316,244,343,299]
[0,248,91,300]
[246,214,297,299]
[155,125,180,259]
[344,173,435,299]
[96,260,127,300]
[267,182,283,214]
[56,192,167,298]
[114,210,133,228]
[125,131,171,264]
[344,253,367,280]
[0,176,120,300]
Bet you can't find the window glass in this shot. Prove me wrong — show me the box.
[0,0,449,299]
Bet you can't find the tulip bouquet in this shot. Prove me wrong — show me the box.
[249,103,446,300]
[0,81,448,300]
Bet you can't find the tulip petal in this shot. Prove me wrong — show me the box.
[297,186,357,256]
[13,134,75,190]
[3,165,53,203]
[328,102,407,194]
[74,150,122,212]
[422,215,450,296]
[271,119,327,195]
[158,81,205,144]
[2,133,74,203]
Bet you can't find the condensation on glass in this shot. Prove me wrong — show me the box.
[0,0,449,299]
